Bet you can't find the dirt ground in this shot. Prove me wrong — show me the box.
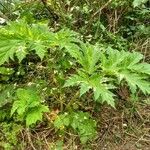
[91,100,150,150]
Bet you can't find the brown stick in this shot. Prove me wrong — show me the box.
[91,0,112,19]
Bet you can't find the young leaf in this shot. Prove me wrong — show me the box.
[78,43,101,74]
[11,87,49,126]
[26,105,49,126]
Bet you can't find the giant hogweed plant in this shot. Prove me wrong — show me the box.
[65,43,150,107]
[0,19,78,65]
[0,20,150,108]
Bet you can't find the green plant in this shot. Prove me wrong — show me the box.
[0,19,78,65]
[11,87,49,126]
[65,44,150,107]
[1,19,149,109]
[54,111,97,144]
[0,20,53,64]
[100,48,150,92]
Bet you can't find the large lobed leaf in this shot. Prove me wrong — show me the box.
[65,70,116,107]
[0,20,68,65]
[100,48,150,94]
[11,88,49,126]
[0,20,79,65]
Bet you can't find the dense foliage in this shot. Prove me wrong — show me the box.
[0,0,149,149]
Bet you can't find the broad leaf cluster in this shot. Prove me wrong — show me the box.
[65,45,150,107]
[0,20,78,65]
[11,88,49,126]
